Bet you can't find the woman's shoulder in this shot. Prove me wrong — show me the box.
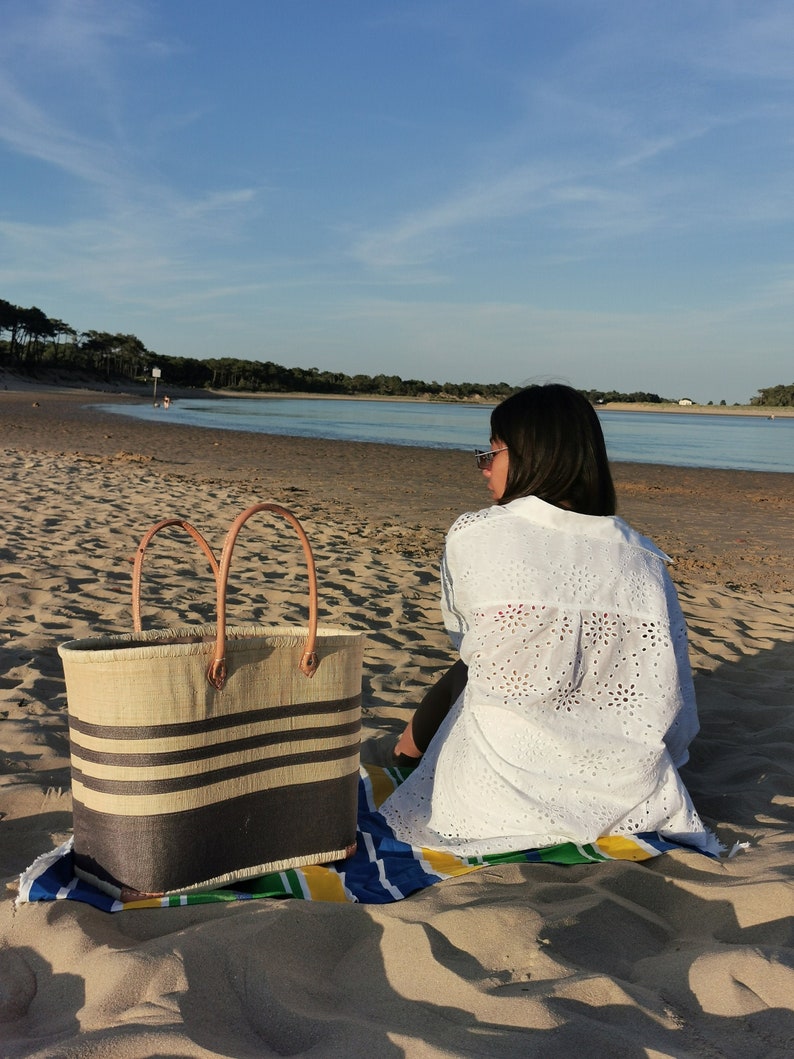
[447,506,501,538]
[447,495,561,539]
[446,496,564,541]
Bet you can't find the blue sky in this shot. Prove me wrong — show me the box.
[1,1,793,403]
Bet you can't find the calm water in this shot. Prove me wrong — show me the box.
[96,397,794,474]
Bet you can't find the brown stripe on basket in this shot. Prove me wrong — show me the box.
[73,770,360,895]
[69,701,361,757]
[67,694,361,740]
[70,718,361,768]
[70,738,359,787]
[71,744,360,815]
[73,740,359,793]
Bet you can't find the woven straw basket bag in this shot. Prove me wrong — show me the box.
[58,503,365,898]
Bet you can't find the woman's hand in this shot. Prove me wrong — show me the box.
[394,721,422,760]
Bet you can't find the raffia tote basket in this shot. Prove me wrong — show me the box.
[58,503,365,898]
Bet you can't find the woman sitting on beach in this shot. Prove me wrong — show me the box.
[380,383,719,856]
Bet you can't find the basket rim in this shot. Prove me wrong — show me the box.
[58,622,366,660]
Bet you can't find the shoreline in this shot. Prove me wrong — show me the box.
[207,390,794,417]
[2,368,791,417]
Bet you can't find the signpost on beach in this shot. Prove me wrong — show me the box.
[151,367,161,406]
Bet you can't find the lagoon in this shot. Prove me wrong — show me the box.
[96,397,794,474]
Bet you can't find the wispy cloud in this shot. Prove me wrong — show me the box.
[0,0,142,148]
[350,163,553,268]
[693,3,794,81]
[349,2,794,278]
[349,153,666,272]
[0,74,124,188]
[0,1,266,310]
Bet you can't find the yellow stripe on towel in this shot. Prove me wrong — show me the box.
[300,864,349,902]
[365,765,400,809]
[596,835,656,861]
[419,847,481,878]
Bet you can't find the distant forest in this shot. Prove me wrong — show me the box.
[1,297,791,407]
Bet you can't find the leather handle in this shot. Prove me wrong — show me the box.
[132,519,220,632]
[206,503,319,690]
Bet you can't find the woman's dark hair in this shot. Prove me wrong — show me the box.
[490,383,616,516]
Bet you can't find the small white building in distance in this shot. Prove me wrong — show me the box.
[678,398,694,405]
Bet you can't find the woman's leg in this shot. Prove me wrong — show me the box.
[394,659,468,762]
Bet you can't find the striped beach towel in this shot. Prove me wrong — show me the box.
[17,764,706,913]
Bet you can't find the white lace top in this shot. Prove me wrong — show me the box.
[381,496,719,856]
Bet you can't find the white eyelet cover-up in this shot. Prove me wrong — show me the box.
[381,496,720,856]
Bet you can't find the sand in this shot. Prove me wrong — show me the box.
[1,385,793,1057]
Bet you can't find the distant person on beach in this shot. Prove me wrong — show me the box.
[381,383,719,855]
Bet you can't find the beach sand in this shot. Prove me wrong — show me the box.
[1,386,793,1056]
